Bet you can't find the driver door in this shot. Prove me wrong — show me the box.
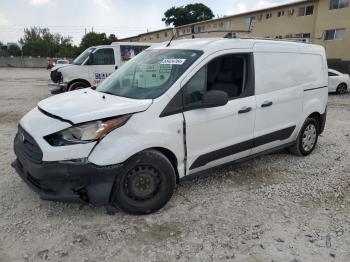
[88,48,116,86]
[184,51,256,174]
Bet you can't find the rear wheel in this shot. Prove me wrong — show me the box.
[290,118,318,156]
[68,81,90,91]
[110,150,176,215]
[336,83,347,94]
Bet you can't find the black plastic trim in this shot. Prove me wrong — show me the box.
[190,126,296,170]
[319,107,327,134]
[304,86,327,92]
[182,141,296,182]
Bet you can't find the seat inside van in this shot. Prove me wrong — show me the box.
[207,55,245,98]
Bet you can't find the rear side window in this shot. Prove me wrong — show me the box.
[254,52,324,94]
[328,71,338,76]
[185,54,251,107]
[120,45,150,61]
[92,48,115,65]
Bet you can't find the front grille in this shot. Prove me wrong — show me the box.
[50,70,62,83]
[14,126,43,164]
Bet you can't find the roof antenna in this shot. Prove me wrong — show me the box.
[166,29,177,47]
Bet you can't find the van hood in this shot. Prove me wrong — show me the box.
[52,64,71,71]
[38,89,152,124]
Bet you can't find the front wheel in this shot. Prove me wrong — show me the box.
[110,150,176,215]
[68,81,90,91]
[290,118,318,156]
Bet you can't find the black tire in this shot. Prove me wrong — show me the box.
[110,150,176,215]
[68,81,90,91]
[289,118,318,156]
[336,83,347,94]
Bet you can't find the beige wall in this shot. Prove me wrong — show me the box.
[122,0,350,60]
[314,0,350,59]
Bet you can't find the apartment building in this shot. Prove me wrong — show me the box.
[120,0,350,70]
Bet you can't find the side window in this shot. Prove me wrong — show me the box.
[92,49,115,65]
[328,71,338,76]
[185,67,206,105]
[120,45,150,61]
[185,54,247,107]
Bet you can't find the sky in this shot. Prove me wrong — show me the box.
[0,0,294,45]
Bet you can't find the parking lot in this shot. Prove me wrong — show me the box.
[0,67,350,261]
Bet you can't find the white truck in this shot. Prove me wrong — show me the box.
[13,38,328,215]
[48,42,152,94]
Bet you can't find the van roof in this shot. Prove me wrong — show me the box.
[151,38,325,54]
[111,42,154,46]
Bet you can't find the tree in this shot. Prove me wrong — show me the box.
[20,27,75,57]
[162,3,214,27]
[8,44,21,56]
[79,32,118,51]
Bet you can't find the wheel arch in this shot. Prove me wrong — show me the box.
[67,78,91,90]
[120,147,180,184]
[307,112,322,133]
[152,147,180,184]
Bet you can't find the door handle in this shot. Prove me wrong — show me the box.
[238,106,252,114]
[115,66,118,70]
[261,101,273,107]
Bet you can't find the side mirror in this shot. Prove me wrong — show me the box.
[202,90,228,108]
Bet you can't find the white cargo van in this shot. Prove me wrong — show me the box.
[48,42,152,94]
[13,38,328,215]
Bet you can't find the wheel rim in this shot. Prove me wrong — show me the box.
[123,165,161,201]
[338,84,347,94]
[302,123,317,152]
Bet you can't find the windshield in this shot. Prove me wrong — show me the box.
[97,49,203,99]
[73,47,96,65]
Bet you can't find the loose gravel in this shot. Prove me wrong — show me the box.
[0,68,350,262]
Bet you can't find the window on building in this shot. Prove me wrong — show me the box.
[299,5,314,16]
[224,20,232,29]
[287,9,295,15]
[285,34,293,38]
[164,32,168,37]
[295,33,311,38]
[266,12,272,19]
[156,33,159,39]
[325,28,346,40]
[277,10,285,17]
[244,16,256,26]
[330,0,349,9]
[213,23,218,28]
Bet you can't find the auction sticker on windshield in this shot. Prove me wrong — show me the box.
[160,59,186,65]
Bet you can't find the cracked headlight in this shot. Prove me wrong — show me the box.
[45,115,131,146]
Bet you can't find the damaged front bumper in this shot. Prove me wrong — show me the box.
[48,82,67,94]
[12,135,123,205]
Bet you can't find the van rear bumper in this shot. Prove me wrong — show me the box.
[11,151,123,205]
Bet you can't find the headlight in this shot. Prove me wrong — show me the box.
[45,115,131,146]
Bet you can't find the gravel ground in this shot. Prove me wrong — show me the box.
[0,68,350,262]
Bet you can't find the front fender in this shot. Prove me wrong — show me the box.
[88,111,185,177]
